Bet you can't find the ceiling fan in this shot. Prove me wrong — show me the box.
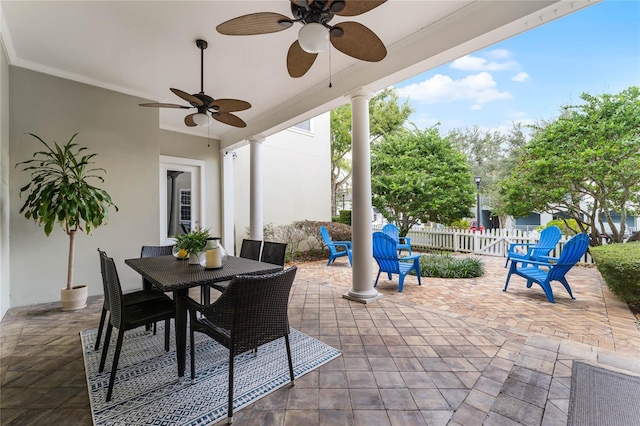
[216,0,387,78]
[139,39,251,128]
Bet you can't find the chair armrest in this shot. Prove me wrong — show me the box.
[399,237,411,245]
[508,243,535,250]
[334,241,352,249]
[400,254,421,262]
[536,255,559,263]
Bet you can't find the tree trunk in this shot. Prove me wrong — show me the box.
[67,229,76,290]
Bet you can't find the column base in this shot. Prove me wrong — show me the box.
[342,288,383,304]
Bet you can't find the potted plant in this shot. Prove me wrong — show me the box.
[173,228,210,264]
[16,133,118,311]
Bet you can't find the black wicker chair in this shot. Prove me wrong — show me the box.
[94,249,169,351]
[185,266,298,424]
[261,241,287,266]
[239,239,262,261]
[98,252,175,402]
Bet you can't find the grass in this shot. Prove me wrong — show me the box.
[411,254,484,278]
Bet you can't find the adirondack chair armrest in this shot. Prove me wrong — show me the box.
[512,258,555,268]
[508,242,535,250]
[399,236,411,244]
[537,255,559,263]
[400,254,421,262]
[333,242,352,250]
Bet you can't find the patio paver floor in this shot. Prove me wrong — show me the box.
[1,255,639,425]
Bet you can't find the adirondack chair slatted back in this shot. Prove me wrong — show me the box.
[321,226,339,256]
[382,224,401,244]
[373,232,401,274]
[530,226,562,259]
[547,233,589,281]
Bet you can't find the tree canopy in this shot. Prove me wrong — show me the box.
[371,126,476,236]
[330,88,413,214]
[500,86,640,245]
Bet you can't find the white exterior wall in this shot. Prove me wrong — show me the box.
[232,116,331,252]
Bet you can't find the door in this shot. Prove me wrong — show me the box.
[159,156,205,245]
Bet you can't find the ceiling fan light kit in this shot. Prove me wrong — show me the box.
[216,0,388,78]
[192,112,211,127]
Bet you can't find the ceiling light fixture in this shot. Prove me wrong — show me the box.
[193,112,211,127]
[298,22,329,53]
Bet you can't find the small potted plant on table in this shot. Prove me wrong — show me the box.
[173,228,210,264]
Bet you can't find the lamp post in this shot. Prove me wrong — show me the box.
[342,191,346,210]
[474,176,481,231]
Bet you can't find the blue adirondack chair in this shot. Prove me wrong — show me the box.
[320,226,352,266]
[503,233,589,303]
[373,232,421,292]
[504,226,562,268]
[382,223,412,255]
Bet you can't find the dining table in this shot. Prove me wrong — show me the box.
[125,254,283,377]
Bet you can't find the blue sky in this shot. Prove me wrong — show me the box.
[394,0,640,135]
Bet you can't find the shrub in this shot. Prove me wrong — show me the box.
[591,242,640,302]
[412,254,484,278]
[338,210,352,226]
[449,219,470,229]
[535,219,582,236]
[331,216,340,223]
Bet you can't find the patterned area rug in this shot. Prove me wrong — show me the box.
[568,361,640,426]
[81,323,341,425]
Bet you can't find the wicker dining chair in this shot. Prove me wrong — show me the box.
[94,249,169,351]
[98,252,175,402]
[184,266,298,424]
[261,241,287,266]
[239,239,262,261]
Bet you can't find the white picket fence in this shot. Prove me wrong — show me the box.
[372,226,594,264]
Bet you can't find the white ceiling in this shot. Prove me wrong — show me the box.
[0,1,596,149]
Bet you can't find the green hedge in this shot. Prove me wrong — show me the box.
[411,254,484,278]
[591,242,640,302]
[338,210,352,226]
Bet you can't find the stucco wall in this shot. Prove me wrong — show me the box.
[232,115,331,252]
[9,67,220,307]
[1,42,10,318]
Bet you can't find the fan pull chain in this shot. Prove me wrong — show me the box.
[328,48,332,88]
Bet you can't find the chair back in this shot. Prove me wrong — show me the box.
[102,254,125,329]
[97,249,111,310]
[261,241,287,266]
[141,245,174,258]
[213,267,297,354]
[372,232,401,274]
[548,233,589,280]
[240,239,262,261]
[320,226,338,255]
[382,223,401,244]
[531,226,562,259]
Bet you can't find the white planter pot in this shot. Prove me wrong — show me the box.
[188,253,200,265]
[60,285,88,311]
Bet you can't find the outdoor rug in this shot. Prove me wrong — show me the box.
[568,361,640,426]
[80,323,341,425]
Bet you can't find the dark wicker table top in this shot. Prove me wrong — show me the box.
[125,255,283,292]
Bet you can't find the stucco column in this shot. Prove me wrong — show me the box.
[249,137,264,241]
[221,150,235,256]
[343,88,382,304]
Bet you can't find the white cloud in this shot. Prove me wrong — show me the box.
[512,72,529,82]
[450,51,518,71]
[506,110,526,118]
[396,72,512,109]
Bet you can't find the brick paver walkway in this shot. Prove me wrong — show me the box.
[1,254,639,425]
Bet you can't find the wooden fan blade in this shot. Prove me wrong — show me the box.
[139,102,191,109]
[171,88,204,107]
[213,112,247,128]
[290,0,312,5]
[210,99,252,112]
[334,0,386,17]
[287,40,318,78]
[184,113,198,127]
[330,22,387,62]
[216,13,293,35]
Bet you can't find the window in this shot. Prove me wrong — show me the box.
[180,189,191,223]
[292,119,311,132]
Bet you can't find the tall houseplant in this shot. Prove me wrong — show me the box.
[16,133,118,310]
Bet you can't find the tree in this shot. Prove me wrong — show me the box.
[500,86,640,245]
[448,123,529,227]
[330,88,413,214]
[371,126,476,236]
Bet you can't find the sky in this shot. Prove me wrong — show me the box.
[394,0,640,135]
